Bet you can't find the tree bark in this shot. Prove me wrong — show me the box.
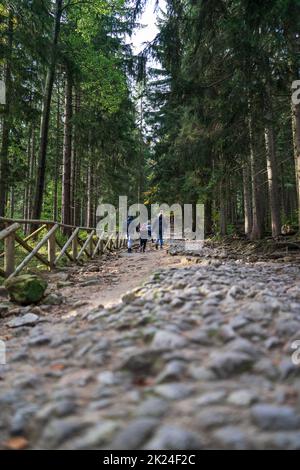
[292,101,300,230]
[243,163,252,236]
[32,0,63,220]
[0,11,13,218]
[249,108,263,240]
[264,90,281,237]
[219,178,227,236]
[62,67,73,231]
[53,83,61,222]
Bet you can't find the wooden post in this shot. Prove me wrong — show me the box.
[89,233,94,257]
[72,233,78,260]
[4,232,15,277]
[47,224,56,269]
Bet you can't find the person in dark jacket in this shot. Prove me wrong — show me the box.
[155,211,164,250]
[126,215,134,253]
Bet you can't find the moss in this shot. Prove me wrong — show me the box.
[5,274,48,305]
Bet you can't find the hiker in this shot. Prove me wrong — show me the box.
[139,220,151,252]
[126,215,134,253]
[154,210,164,250]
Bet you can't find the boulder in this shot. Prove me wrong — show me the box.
[5,274,47,305]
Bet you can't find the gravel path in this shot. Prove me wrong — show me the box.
[1,246,300,449]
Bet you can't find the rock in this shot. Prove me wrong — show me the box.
[0,302,10,316]
[110,418,159,450]
[189,366,216,381]
[119,349,166,375]
[122,290,140,304]
[197,390,227,406]
[209,351,254,378]
[229,338,259,359]
[144,426,203,450]
[155,360,186,383]
[5,275,47,305]
[7,313,39,328]
[230,315,249,330]
[251,404,300,431]
[41,418,90,448]
[153,383,194,400]
[227,390,257,406]
[73,421,119,449]
[28,334,51,347]
[43,293,63,305]
[219,325,236,343]
[97,371,120,385]
[136,398,169,418]
[265,336,281,350]
[0,286,7,298]
[213,426,250,450]
[10,405,38,436]
[152,330,187,349]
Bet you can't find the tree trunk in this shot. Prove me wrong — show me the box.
[53,83,61,222]
[87,157,93,228]
[219,179,227,236]
[243,163,252,236]
[0,11,13,218]
[292,101,300,230]
[264,91,281,237]
[32,0,62,220]
[62,67,73,231]
[249,109,263,240]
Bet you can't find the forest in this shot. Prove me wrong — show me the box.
[2,0,300,454]
[0,0,300,240]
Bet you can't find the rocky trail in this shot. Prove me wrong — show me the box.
[1,242,300,450]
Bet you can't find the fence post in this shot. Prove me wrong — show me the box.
[47,224,56,269]
[72,232,78,260]
[89,232,94,257]
[4,231,15,277]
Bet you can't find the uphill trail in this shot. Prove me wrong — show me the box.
[0,243,300,450]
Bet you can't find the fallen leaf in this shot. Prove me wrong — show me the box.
[4,437,29,450]
[50,363,65,371]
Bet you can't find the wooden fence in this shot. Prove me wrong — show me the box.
[0,217,127,280]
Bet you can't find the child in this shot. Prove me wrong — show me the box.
[139,221,150,252]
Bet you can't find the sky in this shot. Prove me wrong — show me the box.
[131,0,166,55]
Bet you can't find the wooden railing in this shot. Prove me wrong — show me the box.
[0,217,127,280]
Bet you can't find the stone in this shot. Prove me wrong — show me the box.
[7,313,39,328]
[153,383,194,400]
[209,351,254,378]
[110,418,159,450]
[119,349,166,375]
[230,315,249,330]
[73,421,119,449]
[5,275,47,305]
[41,418,91,448]
[197,390,227,406]
[155,360,186,383]
[251,404,300,431]
[152,330,187,349]
[43,293,63,305]
[144,426,203,450]
[219,325,236,342]
[213,426,250,450]
[28,334,51,347]
[227,390,257,406]
[136,398,169,418]
[196,407,237,429]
